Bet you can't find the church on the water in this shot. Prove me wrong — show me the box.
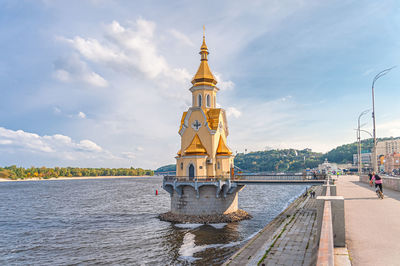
[176,34,234,179]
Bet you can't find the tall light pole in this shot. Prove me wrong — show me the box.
[357,110,370,175]
[371,66,396,172]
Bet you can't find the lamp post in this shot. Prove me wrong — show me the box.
[357,110,370,174]
[371,66,396,172]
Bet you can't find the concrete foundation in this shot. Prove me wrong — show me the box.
[170,185,243,215]
[163,178,245,216]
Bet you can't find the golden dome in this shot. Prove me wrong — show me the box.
[184,134,207,155]
[191,35,218,87]
[216,136,232,155]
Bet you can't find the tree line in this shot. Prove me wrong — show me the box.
[0,166,154,180]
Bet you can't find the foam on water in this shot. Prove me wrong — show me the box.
[174,223,203,229]
[208,223,227,229]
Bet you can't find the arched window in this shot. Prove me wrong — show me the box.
[192,95,195,106]
[217,161,220,169]
[206,94,210,107]
[180,162,183,170]
[198,94,202,107]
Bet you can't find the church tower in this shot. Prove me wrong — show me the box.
[176,34,234,179]
[161,32,250,223]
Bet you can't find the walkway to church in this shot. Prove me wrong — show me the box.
[336,175,400,266]
[223,186,322,266]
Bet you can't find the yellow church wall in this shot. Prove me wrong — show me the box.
[192,89,217,108]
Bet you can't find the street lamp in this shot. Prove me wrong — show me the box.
[357,109,370,175]
[371,66,396,172]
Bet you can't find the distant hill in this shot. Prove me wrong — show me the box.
[155,164,176,173]
[157,137,399,172]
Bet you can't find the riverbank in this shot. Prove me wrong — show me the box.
[0,175,153,182]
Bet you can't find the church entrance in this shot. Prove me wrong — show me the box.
[189,164,195,180]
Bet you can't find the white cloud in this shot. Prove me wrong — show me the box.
[53,54,108,87]
[226,107,242,118]
[78,111,86,119]
[136,146,144,151]
[214,72,235,91]
[61,19,191,85]
[121,151,136,159]
[78,139,102,152]
[169,29,194,47]
[0,126,104,157]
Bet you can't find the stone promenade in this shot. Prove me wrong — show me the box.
[224,186,322,266]
[336,175,400,266]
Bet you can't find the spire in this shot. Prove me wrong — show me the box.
[191,27,218,87]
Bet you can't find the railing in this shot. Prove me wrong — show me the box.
[163,175,231,182]
[236,173,327,181]
[164,173,328,183]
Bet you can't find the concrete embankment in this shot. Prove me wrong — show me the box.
[224,186,323,266]
[360,174,400,191]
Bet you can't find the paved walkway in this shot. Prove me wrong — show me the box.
[336,175,400,266]
[224,186,322,266]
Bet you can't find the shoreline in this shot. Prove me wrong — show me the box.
[0,175,155,182]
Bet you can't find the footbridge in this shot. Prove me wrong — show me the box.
[233,174,326,185]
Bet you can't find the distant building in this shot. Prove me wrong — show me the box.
[384,153,400,174]
[374,139,400,172]
[318,159,338,172]
[353,152,372,166]
[376,139,400,157]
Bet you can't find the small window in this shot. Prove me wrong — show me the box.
[180,162,183,170]
[217,162,220,169]
[206,94,210,107]
[192,95,195,106]
[198,94,202,107]
[199,166,203,169]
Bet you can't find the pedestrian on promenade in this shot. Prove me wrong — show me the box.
[368,172,373,187]
[370,172,383,194]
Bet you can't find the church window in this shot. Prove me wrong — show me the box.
[217,162,220,169]
[206,94,210,107]
[198,94,202,107]
[192,95,195,106]
[180,162,183,170]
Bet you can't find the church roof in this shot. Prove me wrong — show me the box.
[216,135,232,155]
[191,36,218,87]
[179,112,188,132]
[184,134,207,155]
[206,109,222,130]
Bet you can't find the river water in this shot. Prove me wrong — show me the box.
[0,176,309,265]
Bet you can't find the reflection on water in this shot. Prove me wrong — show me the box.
[0,176,309,265]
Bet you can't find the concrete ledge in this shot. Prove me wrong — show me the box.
[317,201,334,266]
[317,196,345,247]
[334,247,351,266]
[360,175,400,191]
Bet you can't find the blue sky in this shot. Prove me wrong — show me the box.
[0,0,399,169]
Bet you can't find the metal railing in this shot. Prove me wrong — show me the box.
[163,175,231,182]
[164,173,327,183]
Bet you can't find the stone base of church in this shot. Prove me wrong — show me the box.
[161,180,251,223]
[158,209,252,224]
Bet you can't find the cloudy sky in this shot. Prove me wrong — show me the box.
[1,0,400,169]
